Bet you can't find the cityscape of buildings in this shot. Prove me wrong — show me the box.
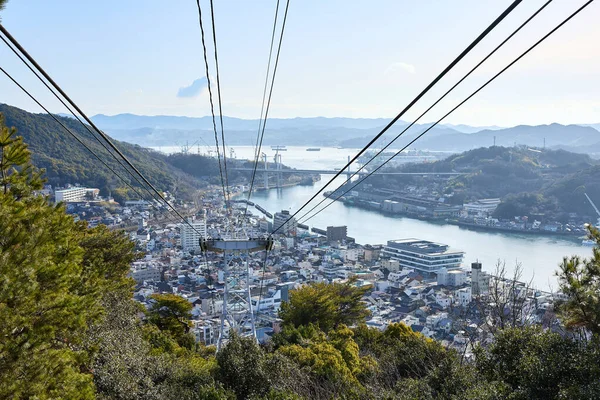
[44,182,558,355]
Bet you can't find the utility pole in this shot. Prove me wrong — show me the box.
[200,235,274,351]
[493,136,496,147]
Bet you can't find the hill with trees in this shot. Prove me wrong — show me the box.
[371,146,600,220]
[0,104,226,201]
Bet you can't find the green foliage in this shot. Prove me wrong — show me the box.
[0,118,133,398]
[556,225,600,335]
[147,293,195,349]
[492,192,556,219]
[279,277,371,332]
[216,334,273,399]
[0,105,204,201]
[475,327,600,399]
[89,292,228,400]
[166,152,240,185]
[0,0,7,21]
[374,146,600,218]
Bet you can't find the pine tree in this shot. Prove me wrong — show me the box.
[0,115,135,398]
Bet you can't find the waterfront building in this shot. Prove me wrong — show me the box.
[273,210,297,235]
[463,198,501,216]
[326,225,347,243]
[382,239,464,274]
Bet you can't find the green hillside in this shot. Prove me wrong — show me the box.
[375,146,600,219]
[0,104,215,201]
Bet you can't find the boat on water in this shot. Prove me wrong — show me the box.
[582,239,596,246]
[306,147,321,152]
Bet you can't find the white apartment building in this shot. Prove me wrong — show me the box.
[129,265,161,283]
[382,239,464,274]
[180,219,208,251]
[437,268,467,287]
[463,198,501,216]
[55,186,98,203]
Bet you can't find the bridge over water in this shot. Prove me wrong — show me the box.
[230,167,464,176]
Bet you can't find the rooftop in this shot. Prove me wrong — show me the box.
[386,239,463,256]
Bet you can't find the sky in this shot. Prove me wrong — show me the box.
[0,0,599,126]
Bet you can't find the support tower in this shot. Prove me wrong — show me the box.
[201,236,274,350]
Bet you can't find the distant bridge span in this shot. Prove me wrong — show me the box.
[230,167,464,176]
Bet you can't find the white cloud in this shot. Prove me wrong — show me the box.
[385,62,416,75]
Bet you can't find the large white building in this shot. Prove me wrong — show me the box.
[180,219,208,251]
[437,268,467,287]
[55,187,98,203]
[463,198,501,216]
[382,239,464,274]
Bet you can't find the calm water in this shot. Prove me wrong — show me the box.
[155,145,592,288]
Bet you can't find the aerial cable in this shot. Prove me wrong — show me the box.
[209,0,232,211]
[244,0,291,222]
[0,66,188,228]
[0,66,147,201]
[0,33,154,200]
[244,0,282,220]
[254,248,271,322]
[270,0,522,235]
[244,0,289,216]
[0,23,206,235]
[295,0,553,223]
[195,0,229,220]
[300,0,595,224]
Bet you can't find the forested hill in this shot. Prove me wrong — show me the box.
[0,104,218,200]
[377,146,600,219]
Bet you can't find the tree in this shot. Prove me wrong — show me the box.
[88,292,228,400]
[556,225,600,336]
[147,294,195,349]
[478,261,536,336]
[0,113,44,197]
[0,116,132,398]
[279,277,371,332]
[475,327,600,399]
[0,0,8,21]
[216,334,272,399]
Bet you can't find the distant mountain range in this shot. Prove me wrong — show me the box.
[90,113,600,155]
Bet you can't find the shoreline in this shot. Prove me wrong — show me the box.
[329,196,583,243]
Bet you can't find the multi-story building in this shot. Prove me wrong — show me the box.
[363,244,383,262]
[437,268,467,287]
[471,262,490,296]
[273,210,297,235]
[463,198,501,216]
[130,265,161,283]
[180,219,208,251]
[382,239,464,274]
[326,225,347,243]
[54,186,98,203]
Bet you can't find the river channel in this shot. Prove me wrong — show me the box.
[159,145,593,289]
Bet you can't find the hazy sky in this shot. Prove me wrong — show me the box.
[0,0,598,126]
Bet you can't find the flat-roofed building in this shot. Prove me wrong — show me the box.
[382,239,464,274]
[273,210,297,235]
[326,225,347,243]
[55,187,98,203]
[180,219,208,251]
